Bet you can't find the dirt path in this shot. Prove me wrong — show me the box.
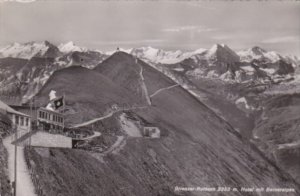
[103,136,126,155]
[139,65,152,105]
[71,112,114,128]
[150,84,179,98]
[71,105,148,128]
[278,140,300,150]
[3,133,37,196]
[82,131,101,140]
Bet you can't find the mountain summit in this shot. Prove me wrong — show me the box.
[205,44,240,63]
[58,41,87,53]
[238,46,282,63]
[0,41,61,59]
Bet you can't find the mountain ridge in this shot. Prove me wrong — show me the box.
[1,41,298,65]
[0,41,299,103]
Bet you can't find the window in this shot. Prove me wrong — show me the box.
[26,118,29,126]
[39,111,42,118]
[20,117,24,126]
[15,115,19,125]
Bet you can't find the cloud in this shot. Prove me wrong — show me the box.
[94,39,166,46]
[261,36,299,44]
[1,0,36,3]
[162,25,217,33]
[211,35,234,40]
[184,2,217,11]
[211,33,255,41]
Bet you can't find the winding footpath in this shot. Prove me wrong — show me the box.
[71,105,148,128]
[82,131,101,140]
[3,131,37,196]
[150,84,179,98]
[71,112,115,128]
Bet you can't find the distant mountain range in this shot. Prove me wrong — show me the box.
[1,41,299,65]
[0,41,299,102]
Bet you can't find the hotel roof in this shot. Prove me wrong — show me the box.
[0,99,30,117]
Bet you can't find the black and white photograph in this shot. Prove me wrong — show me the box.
[0,0,299,195]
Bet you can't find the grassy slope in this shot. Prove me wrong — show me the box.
[27,81,300,196]
[94,52,175,99]
[94,52,147,100]
[35,66,145,125]
[27,53,300,196]
[134,86,299,192]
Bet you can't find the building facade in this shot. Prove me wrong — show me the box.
[10,112,31,132]
[143,126,160,138]
[0,100,31,132]
[37,107,64,133]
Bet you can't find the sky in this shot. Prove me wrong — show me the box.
[0,0,299,55]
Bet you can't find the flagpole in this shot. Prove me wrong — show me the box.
[63,92,65,131]
[13,124,17,196]
[29,98,32,146]
[35,97,37,131]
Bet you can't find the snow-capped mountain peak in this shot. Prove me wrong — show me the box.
[206,44,222,56]
[250,46,267,55]
[0,41,50,59]
[131,46,209,65]
[193,48,207,55]
[105,46,208,65]
[205,43,240,63]
[131,47,183,64]
[238,46,282,63]
[58,41,87,53]
[132,46,164,60]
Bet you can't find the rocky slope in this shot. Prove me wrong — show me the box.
[252,93,300,183]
